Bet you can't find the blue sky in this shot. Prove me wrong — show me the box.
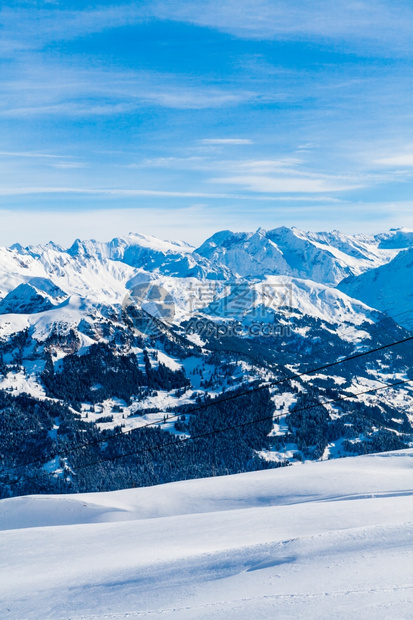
[1,0,413,246]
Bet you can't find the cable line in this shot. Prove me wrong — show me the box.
[2,330,413,474]
[73,376,413,472]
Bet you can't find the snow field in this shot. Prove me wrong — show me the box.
[0,450,412,619]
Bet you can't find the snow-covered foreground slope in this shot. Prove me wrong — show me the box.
[1,450,412,619]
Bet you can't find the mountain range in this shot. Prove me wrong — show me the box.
[3,226,412,302]
[0,225,412,498]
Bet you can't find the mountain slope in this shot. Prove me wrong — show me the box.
[337,247,413,329]
[0,227,409,305]
[0,278,67,315]
[67,233,228,279]
[1,450,412,619]
[0,227,412,499]
[195,226,404,285]
[375,227,413,249]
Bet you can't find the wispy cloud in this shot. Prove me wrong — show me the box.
[235,158,304,173]
[0,61,256,116]
[0,186,230,198]
[0,1,411,244]
[2,2,413,54]
[0,151,71,159]
[201,154,396,193]
[125,156,206,169]
[374,154,413,167]
[0,5,148,50]
[210,175,364,193]
[0,185,342,202]
[151,0,413,54]
[50,162,86,169]
[199,138,253,145]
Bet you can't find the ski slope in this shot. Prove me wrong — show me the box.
[1,450,413,619]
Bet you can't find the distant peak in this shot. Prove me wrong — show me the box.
[9,243,25,252]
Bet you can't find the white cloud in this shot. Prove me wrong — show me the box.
[0,185,344,202]
[150,0,413,53]
[0,2,397,44]
[199,139,253,145]
[50,162,86,169]
[236,158,304,173]
[0,185,279,200]
[0,5,148,49]
[125,156,206,170]
[0,61,255,115]
[210,175,364,193]
[0,187,231,199]
[374,154,413,167]
[0,151,71,159]
[2,1,411,57]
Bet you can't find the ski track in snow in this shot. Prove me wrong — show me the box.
[1,450,413,619]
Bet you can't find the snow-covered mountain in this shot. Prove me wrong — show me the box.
[195,226,408,286]
[0,232,227,309]
[0,226,412,501]
[375,227,413,249]
[0,278,67,315]
[338,247,413,330]
[1,226,411,309]
[67,233,229,280]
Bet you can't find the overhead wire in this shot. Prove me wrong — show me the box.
[73,376,413,472]
[2,308,413,474]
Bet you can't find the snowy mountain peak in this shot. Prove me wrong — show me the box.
[196,226,401,285]
[67,238,106,259]
[0,226,410,312]
[0,278,67,315]
[375,228,413,249]
[337,246,413,328]
[66,233,194,263]
[195,230,249,258]
[121,232,194,254]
